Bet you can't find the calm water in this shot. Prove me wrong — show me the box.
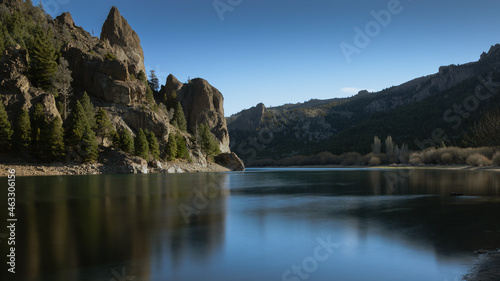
[1,168,500,281]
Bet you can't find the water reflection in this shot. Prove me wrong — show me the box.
[6,173,229,281]
[1,169,499,281]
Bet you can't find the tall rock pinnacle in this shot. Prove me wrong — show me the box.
[100,6,146,76]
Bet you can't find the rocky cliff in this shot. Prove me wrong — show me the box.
[0,2,243,171]
[161,74,230,153]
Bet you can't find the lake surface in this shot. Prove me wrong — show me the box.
[1,168,500,281]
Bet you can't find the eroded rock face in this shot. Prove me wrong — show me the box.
[227,103,266,133]
[100,6,145,76]
[163,75,230,153]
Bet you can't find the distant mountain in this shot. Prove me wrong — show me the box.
[227,45,500,163]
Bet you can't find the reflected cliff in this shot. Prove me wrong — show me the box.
[11,173,229,281]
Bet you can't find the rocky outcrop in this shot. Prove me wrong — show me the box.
[215,152,245,171]
[162,75,230,153]
[227,103,266,132]
[100,6,145,76]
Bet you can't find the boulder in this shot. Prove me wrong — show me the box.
[215,152,245,171]
[100,6,145,76]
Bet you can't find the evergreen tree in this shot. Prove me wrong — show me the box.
[80,126,98,163]
[146,130,160,160]
[134,128,149,160]
[28,27,57,90]
[31,103,45,150]
[95,108,114,146]
[166,133,177,161]
[166,91,177,111]
[67,101,88,147]
[80,92,96,129]
[137,70,147,82]
[198,123,220,160]
[148,70,160,92]
[41,117,65,161]
[119,129,134,154]
[14,108,31,153]
[176,134,188,159]
[0,101,12,151]
[174,101,187,132]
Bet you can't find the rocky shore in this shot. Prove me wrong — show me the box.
[0,160,232,177]
[464,250,500,281]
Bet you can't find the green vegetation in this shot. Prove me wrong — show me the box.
[148,70,160,92]
[0,101,12,151]
[80,92,96,129]
[40,117,65,161]
[134,128,149,160]
[104,52,117,60]
[166,133,177,161]
[146,130,160,160]
[67,101,88,147]
[79,126,98,162]
[198,123,220,160]
[173,102,187,132]
[119,129,134,154]
[95,108,114,145]
[13,108,31,153]
[175,134,189,160]
[28,27,57,90]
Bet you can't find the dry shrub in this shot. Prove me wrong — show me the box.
[340,152,362,166]
[409,152,422,166]
[440,152,454,165]
[315,151,341,165]
[492,152,500,166]
[368,156,381,166]
[466,153,492,166]
[422,148,438,164]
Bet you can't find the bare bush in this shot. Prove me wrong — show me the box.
[466,154,492,167]
[340,152,362,166]
[368,156,381,166]
[409,152,422,166]
[492,152,500,166]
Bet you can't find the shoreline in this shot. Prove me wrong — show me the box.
[247,164,500,172]
[0,161,231,177]
[2,163,500,177]
[464,250,500,281]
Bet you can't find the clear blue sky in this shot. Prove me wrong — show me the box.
[43,0,500,116]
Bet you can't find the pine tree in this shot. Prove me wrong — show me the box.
[80,92,96,129]
[176,134,188,159]
[0,101,12,151]
[96,108,114,146]
[41,117,65,161]
[31,103,45,152]
[28,27,57,90]
[166,90,177,111]
[174,101,187,132]
[14,108,31,153]
[148,70,160,92]
[80,126,98,163]
[198,123,220,160]
[146,130,160,160]
[166,133,177,161]
[67,101,88,147]
[134,128,149,160]
[119,129,134,154]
